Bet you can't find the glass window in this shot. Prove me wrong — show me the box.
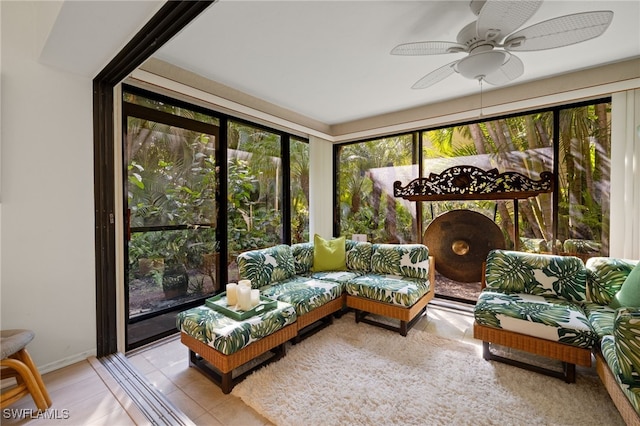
[422,112,555,251]
[122,88,308,348]
[227,121,283,280]
[124,99,220,349]
[126,117,218,228]
[123,92,219,126]
[337,135,416,243]
[336,100,611,304]
[557,104,611,259]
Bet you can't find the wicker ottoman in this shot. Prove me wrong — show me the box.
[176,301,297,393]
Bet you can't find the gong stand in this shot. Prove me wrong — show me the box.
[393,165,554,252]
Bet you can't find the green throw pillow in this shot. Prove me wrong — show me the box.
[610,262,640,308]
[312,234,347,272]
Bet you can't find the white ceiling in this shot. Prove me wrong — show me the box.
[41,1,640,126]
[153,0,640,125]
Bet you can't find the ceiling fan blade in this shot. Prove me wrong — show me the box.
[391,41,466,56]
[412,60,459,89]
[483,53,524,85]
[477,0,543,41]
[504,11,614,51]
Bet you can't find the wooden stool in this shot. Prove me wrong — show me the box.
[1,329,52,411]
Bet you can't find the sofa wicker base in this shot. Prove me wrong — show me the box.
[181,323,297,394]
[596,350,640,426]
[294,296,344,342]
[346,286,434,336]
[474,323,592,383]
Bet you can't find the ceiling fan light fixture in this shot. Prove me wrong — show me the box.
[455,50,507,80]
[395,1,615,89]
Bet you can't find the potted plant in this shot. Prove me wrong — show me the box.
[128,232,165,282]
[161,261,189,298]
[161,231,190,299]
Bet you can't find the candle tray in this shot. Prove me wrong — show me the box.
[205,291,277,321]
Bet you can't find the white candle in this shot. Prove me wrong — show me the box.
[238,279,252,289]
[251,289,260,307]
[237,285,252,311]
[226,283,238,306]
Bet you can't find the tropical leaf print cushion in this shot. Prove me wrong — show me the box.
[586,257,638,305]
[370,244,430,279]
[237,245,295,288]
[291,242,314,275]
[291,240,372,275]
[345,275,430,307]
[259,276,343,316]
[176,302,296,355]
[601,335,640,412]
[345,240,372,272]
[485,250,587,302]
[311,270,362,283]
[474,290,597,348]
[583,302,616,338]
[613,307,640,386]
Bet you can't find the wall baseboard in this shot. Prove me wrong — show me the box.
[38,349,98,374]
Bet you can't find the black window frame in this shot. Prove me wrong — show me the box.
[333,97,612,250]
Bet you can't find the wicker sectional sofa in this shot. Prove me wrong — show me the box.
[237,238,435,337]
[176,238,435,393]
[474,250,640,424]
[585,257,640,426]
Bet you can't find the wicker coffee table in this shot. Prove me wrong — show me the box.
[177,300,297,394]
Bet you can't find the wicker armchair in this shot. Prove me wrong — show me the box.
[474,250,598,382]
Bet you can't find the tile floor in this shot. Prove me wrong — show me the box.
[1,357,146,425]
[1,303,477,425]
[126,303,479,425]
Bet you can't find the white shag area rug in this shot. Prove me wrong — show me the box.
[232,314,623,426]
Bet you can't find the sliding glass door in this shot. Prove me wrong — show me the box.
[123,92,221,349]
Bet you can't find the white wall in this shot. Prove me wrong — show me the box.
[309,136,334,240]
[1,1,96,371]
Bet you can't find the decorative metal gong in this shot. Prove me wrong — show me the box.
[423,209,505,283]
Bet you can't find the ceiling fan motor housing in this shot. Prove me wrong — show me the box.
[455,49,508,80]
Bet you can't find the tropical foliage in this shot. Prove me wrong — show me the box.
[337,135,416,243]
[124,92,310,321]
[336,102,611,257]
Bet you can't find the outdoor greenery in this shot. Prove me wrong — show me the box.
[337,135,416,243]
[337,102,611,256]
[125,93,310,314]
[123,90,609,319]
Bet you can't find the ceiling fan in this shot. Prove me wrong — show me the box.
[391,0,614,89]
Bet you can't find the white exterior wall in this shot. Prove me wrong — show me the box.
[1,1,96,371]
